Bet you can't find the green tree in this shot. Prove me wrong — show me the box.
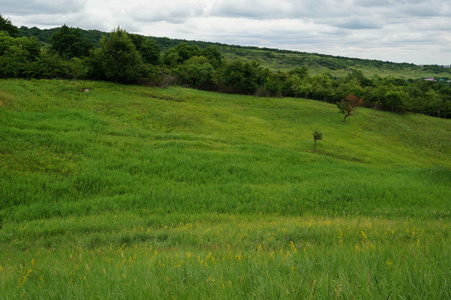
[67,57,89,80]
[129,34,160,65]
[139,39,160,65]
[289,67,308,79]
[50,25,93,58]
[337,93,364,122]
[259,69,284,97]
[163,43,201,66]
[98,27,146,83]
[173,56,217,89]
[406,84,424,113]
[312,72,334,102]
[0,32,41,78]
[384,90,411,112]
[367,78,392,109]
[424,89,444,118]
[313,131,323,150]
[299,77,313,99]
[201,46,223,69]
[222,59,265,94]
[289,74,302,99]
[0,15,20,37]
[289,73,312,99]
[345,69,372,87]
[30,50,73,79]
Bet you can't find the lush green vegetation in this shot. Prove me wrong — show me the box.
[18,24,451,79]
[1,18,450,118]
[2,214,449,299]
[1,79,450,298]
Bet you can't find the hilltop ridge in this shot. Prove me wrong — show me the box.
[19,25,451,79]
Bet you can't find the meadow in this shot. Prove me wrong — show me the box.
[0,79,450,298]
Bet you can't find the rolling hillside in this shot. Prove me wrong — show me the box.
[1,79,449,220]
[0,79,450,298]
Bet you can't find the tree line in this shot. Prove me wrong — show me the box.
[1,16,450,118]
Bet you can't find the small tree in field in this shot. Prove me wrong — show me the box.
[337,93,364,122]
[313,131,323,150]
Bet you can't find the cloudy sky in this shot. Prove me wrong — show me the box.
[1,0,450,65]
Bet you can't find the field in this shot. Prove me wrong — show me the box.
[0,79,450,298]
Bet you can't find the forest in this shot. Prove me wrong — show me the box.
[1,16,451,118]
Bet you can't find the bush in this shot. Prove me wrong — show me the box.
[98,27,147,83]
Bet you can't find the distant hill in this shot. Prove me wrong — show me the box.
[19,25,451,79]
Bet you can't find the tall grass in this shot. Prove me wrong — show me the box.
[0,79,450,298]
[1,214,449,299]
[1,79,449,221]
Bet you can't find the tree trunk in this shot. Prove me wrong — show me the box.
[343,114,348,122]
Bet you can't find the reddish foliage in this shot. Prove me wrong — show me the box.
[345,93,364,107]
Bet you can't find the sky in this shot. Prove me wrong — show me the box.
[1,0,450,65]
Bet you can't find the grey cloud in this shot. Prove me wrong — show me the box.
[0,0,86,15]
[386,0,450,17]
[337,18,383,30]
[134,3,202,24]
[403,3,448,17]
[209,0,353,20]
[210,0,292,19]
[355,0,390,7]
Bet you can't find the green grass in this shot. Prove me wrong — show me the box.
[1,214,449,299]
[0,79,450,298]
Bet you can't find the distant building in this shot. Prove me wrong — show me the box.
[425,77,436,81]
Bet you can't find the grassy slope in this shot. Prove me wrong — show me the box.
[0,79,450,298]
[1,79,449,220]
